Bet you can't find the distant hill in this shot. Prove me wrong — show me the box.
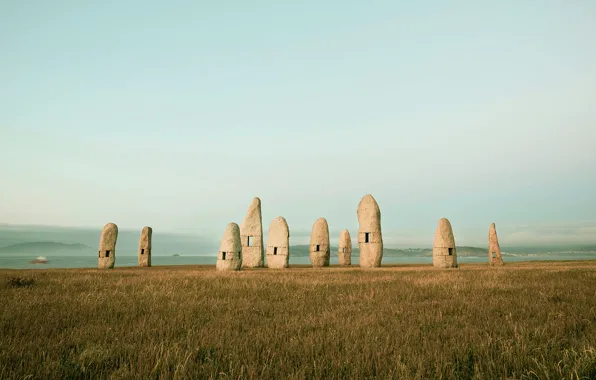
[0,242,94,254]
[501,245,596,254]
[0,224,219,256]
[289,245,488,257]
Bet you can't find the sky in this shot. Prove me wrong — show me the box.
[1,1,595,247]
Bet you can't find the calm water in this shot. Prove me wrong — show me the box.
[1,253,594,270]
[0,225,593,269]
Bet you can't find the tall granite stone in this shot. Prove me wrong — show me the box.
[357,194,383,267]
[266,217,290,269]
[216,223,242,271]
[138,226,152,267]
[432,218,458,268]
[98,223,118,269]
[338,229,352,266]
[488,222,504,266]
[309,218,330,267]
[240,197,264,268]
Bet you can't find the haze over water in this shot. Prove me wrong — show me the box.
[0,224,593,269]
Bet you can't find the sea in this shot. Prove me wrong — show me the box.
[0,225,594,269]
[3,253,596,270]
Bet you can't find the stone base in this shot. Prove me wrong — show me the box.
[359,244,383,267]
[241,246,264,268]
[309,252,329,267]
[266,254,289,269]
[489,256,504,266]
[98,257,115,269]
[338,252,351,266]
[216,259,241,271]
[433,259,458,268]
[433,247,458,268]
[433,256,458,268]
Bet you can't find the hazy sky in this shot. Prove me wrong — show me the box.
[1,1,595,247]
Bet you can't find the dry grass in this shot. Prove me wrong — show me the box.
[1,261,596,379]
[4,276,35,288]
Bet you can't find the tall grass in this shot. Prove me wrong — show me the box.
[1,261,596,379]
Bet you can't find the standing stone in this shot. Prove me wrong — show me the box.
[98,223,118,269]
[338,229,352,266]
[240,197,264,268]
[357,194,383,267]
[309,218,330,267]
[266,217,290,269]
[488,222,504,266]
[432,218,458,268]
[138,226,152,267]
[216,223,242,271]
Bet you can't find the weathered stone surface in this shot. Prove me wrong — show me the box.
[357,194,383,267]
[432,218,458,268]
[138,226,152,267]
[309,218,330,267]
[266,217,290,269]
[488,222,504,266]
[98,223,118,269]
[338,229,352,266]
[216,223,242,271]
[240,197,264,268]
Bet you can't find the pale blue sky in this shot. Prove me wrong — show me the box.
[1,1,595,246]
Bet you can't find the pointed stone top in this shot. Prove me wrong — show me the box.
[219,223,241,253]
[241,197,262,235]
[139,226,152,249]
[489,222,498,241]
[339,229,351,246]
[357,194,381,232]
[244,197,261,212]
[433,218,455,248]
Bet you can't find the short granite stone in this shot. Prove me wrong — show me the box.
[98,223,118,269]
[266,217,290,269]
[216,223,242,271]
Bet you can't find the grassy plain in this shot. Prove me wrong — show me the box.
[1,261,596,379]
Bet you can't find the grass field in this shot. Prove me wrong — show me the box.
[1,261,596,379]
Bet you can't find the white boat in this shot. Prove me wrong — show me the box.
[29,256,48,264]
